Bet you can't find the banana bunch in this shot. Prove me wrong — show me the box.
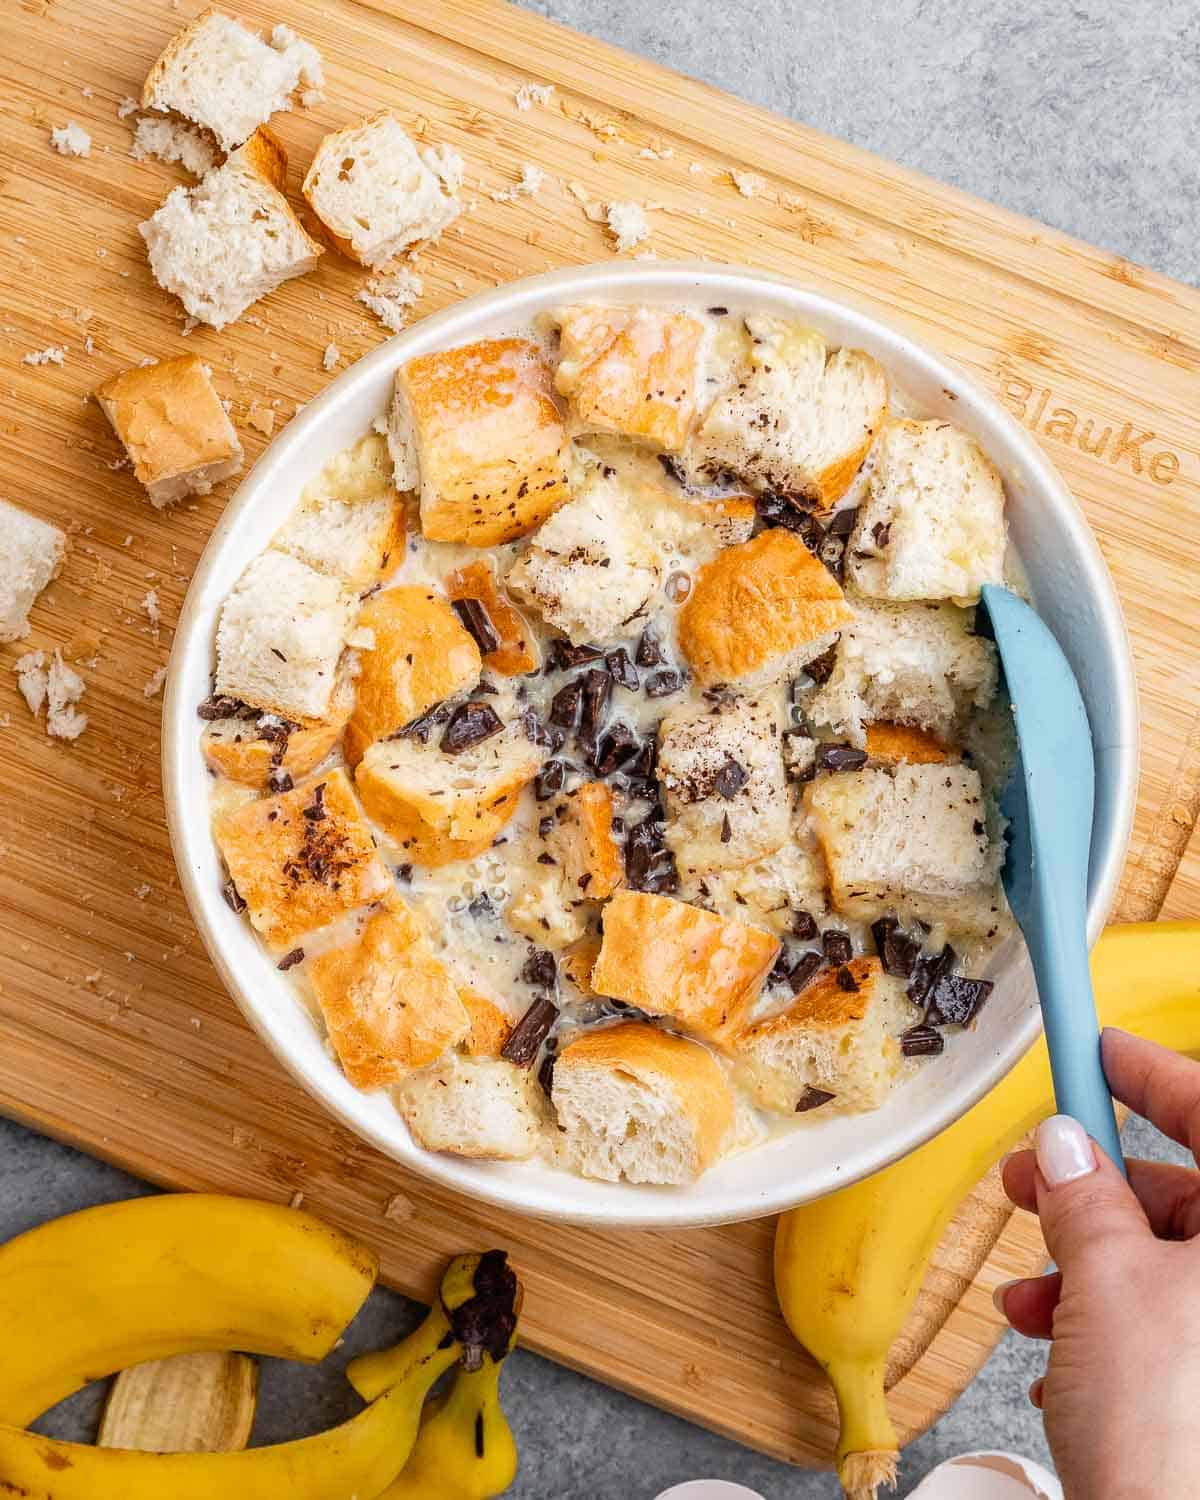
[0,1197,521,1498]
[774,920,1200,1500]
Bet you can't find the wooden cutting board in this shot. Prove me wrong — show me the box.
[1,0,1197,1468]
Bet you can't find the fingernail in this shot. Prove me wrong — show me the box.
[1036,1114,1096,1187]
[991,1278,1020,1316]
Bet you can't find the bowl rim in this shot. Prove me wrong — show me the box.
[164,260,1139,1228]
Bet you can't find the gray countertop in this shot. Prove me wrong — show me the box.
[5,2,1197,1494]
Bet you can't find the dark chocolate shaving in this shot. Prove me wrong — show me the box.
[580,668,612,740]
[452,597,502,655]
[817,743,868,772]
[756,492,826,551]
[871,521,891,549]
[712,756,749,800]
[804,646,839,686]
[551,641,605,671]
[395,863,413,884]
[441,701,504,755]
[900,1024,945,1058]
[277,947,305,971]
[657,453,689,487]
[198,693,257,721]
[535,759,568,800]
[267,767,294,795]
[520,947,558,991]
[468,892,495,918]
[222,878,246,914]
[537,1044,557,1099]
[635,627,665,667]
[502,992,560,1067]
[795,1086,836,1112]
[605,647,640,690]
[720,812,733,844]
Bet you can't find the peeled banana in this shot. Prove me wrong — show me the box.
[0,1194,378,1428]
[774,921,1200,1499]
[0,1249,521,1500]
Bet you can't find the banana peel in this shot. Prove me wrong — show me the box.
[774,920,1200,1499]
[0,1195,377,1428]
[0,1250,521,1500]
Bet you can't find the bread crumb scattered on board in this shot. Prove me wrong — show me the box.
[514,81,554,110]
[322,343,340,371]
[606,201,649,252]
[14,649,88,740]
[383,1192,413,1220]
[357,269,424,333]
[288,1190,305,1209]
[23,346,66,367]
[730,169,767,199]
[246,402,275,436]
[50,123,91,157]
[421,142,464,194]
[143,665,168,698]
[134,882,152,900]
[141,588,160,629]
[488,163,545,202]
[116,96,139,118]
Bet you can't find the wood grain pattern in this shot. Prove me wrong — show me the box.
[0,0,1195,1468]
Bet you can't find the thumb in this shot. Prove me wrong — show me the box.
[1034,1114,1148,1269]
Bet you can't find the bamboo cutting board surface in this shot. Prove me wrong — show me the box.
[1,0,1198,1468]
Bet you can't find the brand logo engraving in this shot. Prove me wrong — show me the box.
[1000,377,1181,486]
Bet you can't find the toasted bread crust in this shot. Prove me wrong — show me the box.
[344,586,481,766]
[677,529,853,686]
[863,722,953,766]
[460,990,515,1057]
[444,559,539,675]
[95,354,241,490]
[742,956,881,1037]
[590,889,780,1040]
[551,781,623,901]
[237,125,289,191]
[398,339,571,546]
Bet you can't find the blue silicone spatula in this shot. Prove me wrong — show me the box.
[979,583,1125,1173]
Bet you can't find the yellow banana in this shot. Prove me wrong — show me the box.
[0,1194,378,1428]
[0,1250,520,1500]
[774,921,1200,1499]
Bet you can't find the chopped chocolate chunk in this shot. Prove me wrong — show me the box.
[520,707,562,750]
[804,645,839,686]
[501,993,560,1068]
[645,669,685,699]
[221,878,246,914]
[712,756,749,800]
[395,863,413,883]
[756,492,826,550]
[908,944,956,1009]
[825,506,858,537]
[441,701,504,755]
[819,534,848,583]
[817,743,868,773]
[198,693,256,721]
[791,909,818,941]
[605,647,640,690]
[625,813,679,894]
[706,305,729,316]
[277,947,305,971]
[635,626,664,667]
[871,521,891,549]
[927,973,994,1028]
[538,815,555,837]
[788,950,824,994]
[468,893,495,918]
[821,929,853,965]
[768,948,794,986]
[537,1044,557,1098]
[580,668,612,740]
[551,640,605,671]
[835,964,859,992]
[520,947,559,991]
[872,918,921,979]
[397,700,452,744]
[657,453,689,487]
[535,759,568,800]
[591,720,640,776]
[302,783,327,821]
[270,647,288,662]
[720,812,733,844]
[549,680,583,729]
[900,1024,945,1058]
[267,767,294,795]
[537,852,557,866]
[473,678,499,696]
[627,737,657,782]
[452,597,502,655]
[795,1086,836,1112]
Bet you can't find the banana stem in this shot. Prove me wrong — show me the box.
[830,1358,898,1499]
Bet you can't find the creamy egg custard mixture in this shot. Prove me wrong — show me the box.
[204,302,1019,1186]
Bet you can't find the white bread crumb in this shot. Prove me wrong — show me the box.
[14,649,88,740]
[50,123,91,157]
[143,665,168,698]
[514,81,554,110]
[606,201,648,252]
[322,343,340,371]
[356,270,423,333]
[0,498,66,642]
[117,96,138,119]
[141,588,160,629]
[23,346,66,366]
[488,163,545,202]
[731,169,766,198]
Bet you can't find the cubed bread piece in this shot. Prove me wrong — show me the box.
[390,339,571,545]
[273,434,404,591]
[590,889,780,1041]
[553,304,706,452]
[356,718,543,866]
[506,467,661,643]
[807,599,996,747]
[804,763,1001,928]
[344,586,482,765]
[656,694,789,874]
[202,669,354,788]
[864,723,954,766]
[690,316,887,505]
[142,9,323,153]
[214,769,389,951]
[505,868,588,950]
[847,419,1007,605]
[95,355,243,508]
[140,130,323,331]
[0,499,66,643]
[305,903,470,1088]
[552,1022,734,1184]
[678,840,828,937]
[302,112,460,266]
[460,990,514,1057]
[445,560,539,676]
[398,1053,542,1160]
[734,957,915,1114]
[677,528,853,688]
[215,548,357,722]
[560,936,602,995]
[547,781,623,900]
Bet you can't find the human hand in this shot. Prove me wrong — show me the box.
[996,1028,1200,1500]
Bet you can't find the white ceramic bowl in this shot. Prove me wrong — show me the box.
[164,262,1138,1228]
